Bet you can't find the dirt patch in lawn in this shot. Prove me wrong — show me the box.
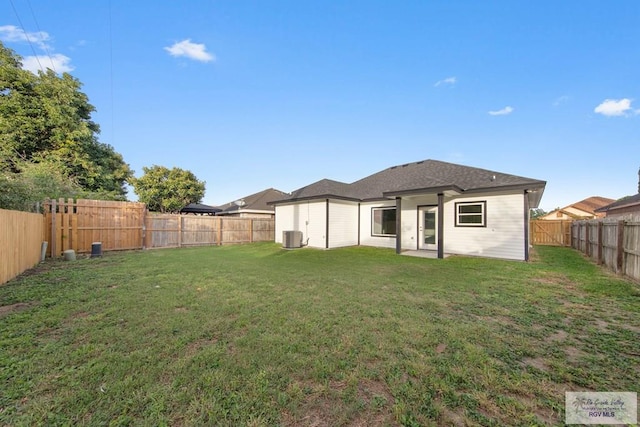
[593,318,609,332]
[282,378,396,427]
[184,338,219,358]
[545,329,568,343]
[564,346,587,363]
[520,357,549,372]
[0,302,36,318]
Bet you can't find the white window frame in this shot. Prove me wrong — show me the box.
[455,201,486,227]
[371,207,397,237]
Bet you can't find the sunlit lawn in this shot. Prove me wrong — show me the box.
[1,243,638,426]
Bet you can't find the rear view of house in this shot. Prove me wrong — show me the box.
[270,159,546,261]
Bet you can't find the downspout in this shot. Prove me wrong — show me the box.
[357,202,361,246]
[395,197,402,254]
[524,190,530,261]
[325,199,330,249]
[437,193,444,259]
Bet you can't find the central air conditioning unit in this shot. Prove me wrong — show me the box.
[282,230,303,249]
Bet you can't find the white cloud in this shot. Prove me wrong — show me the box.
[553,95,569,106]
[434,76,456,87]
[164,39,215,62]
[0,24,50,49]
[488,106,514,116]
[22,54,74,74]
[594,98,635,117]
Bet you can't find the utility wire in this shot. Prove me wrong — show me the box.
[25,0,57,72]
[108,0,116,145]
[8,0,45,73]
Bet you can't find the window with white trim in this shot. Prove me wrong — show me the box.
[372,207,396,236]
[455,201,486,227]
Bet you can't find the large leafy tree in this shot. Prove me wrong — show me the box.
[0,160,84,211]
[132,165,206,213]
[0,41,132,205]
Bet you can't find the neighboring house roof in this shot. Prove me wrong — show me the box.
[541,196,615,219]
[218,188,287,214]
[273,159,546,206]
[180,203,222,215]
[571,196,616,214]
[595,193,640,213]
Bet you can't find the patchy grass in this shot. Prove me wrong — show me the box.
[0,244,638,426]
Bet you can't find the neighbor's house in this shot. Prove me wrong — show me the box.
[539,196,614,220]
[217,188,287,218]
[270,159,546,261]
[594,194,640,219]
[594,168,640,219]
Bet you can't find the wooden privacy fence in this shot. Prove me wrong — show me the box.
[144,214,275,249]
[1,209,45,285]
[44,199,146,257]
[572,217,640,282]
[44,199,275,256]
[530,220,572,246]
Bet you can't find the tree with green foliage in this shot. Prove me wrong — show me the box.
[530,208,548,219]
[0,41,132,207]
[131,165,206,213]
[0,160,84,211]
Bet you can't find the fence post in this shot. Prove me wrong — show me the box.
[597,221,603,265]
[570,222,574,248]
[217,217,222,245]
[50,199,57,258]
[585,223,590,257]
[616,220,625,273]
[178,215,183,248]
[249,219,254,243]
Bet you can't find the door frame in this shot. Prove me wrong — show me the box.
[417,205,438,251]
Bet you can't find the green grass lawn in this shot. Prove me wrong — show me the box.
[1,244,638,426]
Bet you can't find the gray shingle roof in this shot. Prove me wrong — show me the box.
[219,188,288,213]
[273,159,546,203]
[594,193,640,213]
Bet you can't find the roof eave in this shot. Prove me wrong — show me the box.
[269,194,360,205]
[382,185,464,198]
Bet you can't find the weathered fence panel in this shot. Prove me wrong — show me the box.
[530,220,572,246]
[623,221,640,280]
[44,199,146,256]
[1,209,45,285]
[145,215,274,249]
[572,217,640,282]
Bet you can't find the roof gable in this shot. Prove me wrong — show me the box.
[566,196,615,214]
[220,188,287,213]
[595,193,640,212]
[273,159,546,204]
[287,179,356,200]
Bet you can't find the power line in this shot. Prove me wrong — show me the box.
[25,0,57,73]
[108,0,115,145]
[8,0,45,73]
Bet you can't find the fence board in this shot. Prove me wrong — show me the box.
[572,218,640,282]
[145,215,274,248]
[530,220,572,246]
[1,209,45,285]
[44,199,146,256]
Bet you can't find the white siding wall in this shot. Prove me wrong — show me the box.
[444,192,525,260]
[359,200,397,249]
[274,201,327,248]
[275,205,294,244]
[398,195,439,250]
[328,201,359,248]
[278,191,526,260]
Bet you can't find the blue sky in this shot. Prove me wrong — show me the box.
[2,1,639,211]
